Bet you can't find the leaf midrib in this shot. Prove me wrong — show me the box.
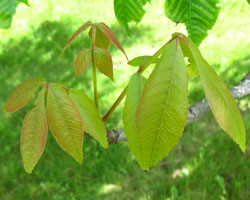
[149,43,178,166]
[49,87,80,150]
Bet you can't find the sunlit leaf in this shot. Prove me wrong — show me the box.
[4,78,46,113]
[97,22,128,60]
[21,87,47,174]
[60,21,92,57]
[46,84,84,163]
[113,0,150,35]
[70,89,108,149]
[188,42,246,152]
[0,0,28,29]
[165,0,220,45]
[74,49,92,76]
[128,55,159,67]
[136,39,188,169]
[93,47,113,81]
[89,26,111,49]
[123,73,147,169]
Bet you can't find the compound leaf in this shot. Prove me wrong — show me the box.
[123,73,147,169]
[4,78,46,113]
[74,49,92,76]
[93,47,113,81]
[136,39,188,169]
[165,0,220,45]
[46,84,84,164]
[70,89,108,149]
[21,87,47,174]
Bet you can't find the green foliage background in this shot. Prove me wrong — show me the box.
[0,0,250,199]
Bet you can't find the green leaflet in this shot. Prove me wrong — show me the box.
[69,89,108,149]
[165,0,220,46]
[123,73,147,169]
[188,43,246,152]
[0,0,28,29]
[128,55,159,67]
[74,49,92,76]
[4,78,46,113]
[136,39,188,169]
[113,0,150,34]
[21,87,47,174]
[93,47,113,81]
[89,26,111,49]
[46,84,84,164]
[178,39,199,78]
[172,32,199,78]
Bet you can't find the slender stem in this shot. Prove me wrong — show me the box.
[91,50,98,107]
[90,24,98,107]
[102,86,128,122]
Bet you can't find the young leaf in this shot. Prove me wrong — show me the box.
[21,87,47,174]
[4,78,46,113]
[46,84,84,164]
[89,26,111,49]
[69,89,108,149]
[128,55,159,67]
[165,0,220,45]
[123,73,147,169]
[189,44,246,152]
[93,47,113,81]
[136,39,188,169]
[96,22,128,60]
[60,21,92,57]
[74,49,92,76]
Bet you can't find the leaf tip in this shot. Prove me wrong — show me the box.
[240,143,246,153]
[25,168,33,174]
[77,156,83,165]
[23,163,34,174]
[103,142,109,149]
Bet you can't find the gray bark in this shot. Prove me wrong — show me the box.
[105,71,250,144]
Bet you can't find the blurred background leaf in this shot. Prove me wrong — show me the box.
[164,0,220,46]
[114,0,150,35]
[0,0,28,29]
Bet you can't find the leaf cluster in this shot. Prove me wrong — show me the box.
[4,23,246,173]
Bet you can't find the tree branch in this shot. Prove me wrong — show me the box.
[104,71,250,144]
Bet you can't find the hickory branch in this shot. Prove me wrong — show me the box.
[106,70,250,144]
